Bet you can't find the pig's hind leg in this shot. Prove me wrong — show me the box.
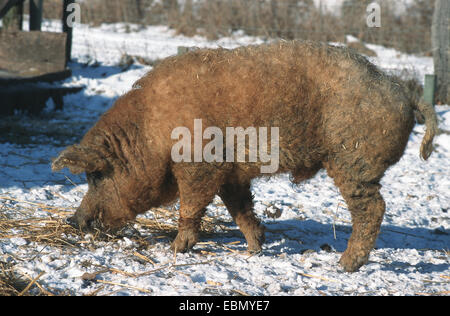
[219,182,265,253]
[326,158,387,272]
[337,181,385,272]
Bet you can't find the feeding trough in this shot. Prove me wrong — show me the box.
[0,0,83,115]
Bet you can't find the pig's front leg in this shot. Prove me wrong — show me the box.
[219,181,265,253]
[170,164,226,253]
[171,208,206,252]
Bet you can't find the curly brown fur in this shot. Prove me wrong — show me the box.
[52,40,437,272]
[415,100,438,160]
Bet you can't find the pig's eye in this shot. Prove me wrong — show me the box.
[87,171,104,185]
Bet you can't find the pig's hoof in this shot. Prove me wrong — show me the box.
[248,248,263,255]
[339,250,369,272]
[247,239,263,254]
[246,224,265,254]
[171,230,198,253]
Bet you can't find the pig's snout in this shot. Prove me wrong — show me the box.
[67,208,96,231]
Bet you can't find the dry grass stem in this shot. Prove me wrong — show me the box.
[299,272,338,283]
[232,289,250,296]
[96,280,152,294]
[18,272,45,296]
[133,252,156,265]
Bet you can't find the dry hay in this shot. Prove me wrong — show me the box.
[0,195,223,245]
[0,195,233,296]
[0,260,27,296]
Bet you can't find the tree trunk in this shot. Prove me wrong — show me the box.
[2,1,23,31]
[432,0,450,104]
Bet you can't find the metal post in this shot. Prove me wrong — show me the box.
[62,0,75,66]
[177,46,190,55]
[423,75,437,106]
[29,0,43,31]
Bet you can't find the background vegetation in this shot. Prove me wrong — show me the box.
[40,0,434,55]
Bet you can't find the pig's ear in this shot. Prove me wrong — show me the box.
[52,145,108,174]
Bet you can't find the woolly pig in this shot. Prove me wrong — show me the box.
[52,41,437,272]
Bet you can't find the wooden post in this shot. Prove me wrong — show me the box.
[432,0,450,104]
[29,0,43,31]
[2,0,23,31]
[62,0,75,66]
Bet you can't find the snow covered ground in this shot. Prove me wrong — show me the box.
[0,21,448,296]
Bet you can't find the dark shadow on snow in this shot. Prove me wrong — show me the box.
[194,218,449,273]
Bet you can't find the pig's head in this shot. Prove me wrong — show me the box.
[52,144,140,231]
